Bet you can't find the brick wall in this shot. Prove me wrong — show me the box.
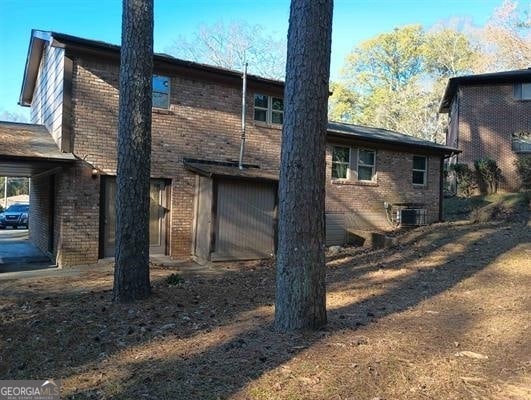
[325,143,441,231]
[55,54,444,266]
[66,55,282,264]
[29,175,52,256]
[456,83,531,191]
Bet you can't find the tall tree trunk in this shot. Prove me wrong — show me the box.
[275,0,333,331]
[113,0,154,302]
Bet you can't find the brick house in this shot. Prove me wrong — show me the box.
[0,30,456,267]
[440,69,531,192]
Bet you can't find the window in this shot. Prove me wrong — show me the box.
[412,155,427,185]
[152,75,170,109]
[512,131,531,153]
[514,83,531,100]
[254,94,284,124]
[357,149,376,181]
[332,146,350,179]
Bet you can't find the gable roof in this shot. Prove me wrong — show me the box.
[439,68,531,113]
[19,30,284,106]
[327,122,458,155]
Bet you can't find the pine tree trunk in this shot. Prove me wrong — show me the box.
[113,0,154,302]
[275,0,333,331]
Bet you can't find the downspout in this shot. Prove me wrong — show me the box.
[238,63,248,170]
[439,156,445,222]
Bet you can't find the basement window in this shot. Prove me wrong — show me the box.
[254,94,283,125]
[332,146,350,179]
[412,155,427,186]
[152,75,170,109]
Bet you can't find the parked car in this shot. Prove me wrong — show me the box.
[0,203,29,229]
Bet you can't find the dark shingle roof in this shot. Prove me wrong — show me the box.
[0,121,75,161]
[439,68,531,112]
[327,122,458,155]
[183,160,279,182]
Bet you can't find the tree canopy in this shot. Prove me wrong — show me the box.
[169,20,286,80]
[330,0,530,143]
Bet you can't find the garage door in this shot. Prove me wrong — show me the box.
[211,179,277,261]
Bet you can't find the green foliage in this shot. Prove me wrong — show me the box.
[331,25,479,143]
[515,155,531,190]
[474,158,502,194]
[0,177,29,198]
[166,273,184,286]
[450,163,475,197]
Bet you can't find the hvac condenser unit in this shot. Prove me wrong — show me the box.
[397,208,427,226]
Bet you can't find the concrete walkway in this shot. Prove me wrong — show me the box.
[0,228,52,272]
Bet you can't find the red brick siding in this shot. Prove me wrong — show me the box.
[325,144,441,230]
[29,176,52,256]
[456,84,531,191]
[56,54,444,266]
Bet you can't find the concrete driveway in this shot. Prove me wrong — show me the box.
[0,228,52,272]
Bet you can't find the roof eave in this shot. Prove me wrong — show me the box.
[18,30,53,107]
[326,129,460,156]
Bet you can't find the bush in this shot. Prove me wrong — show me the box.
[515,155,531,190]
[166,273,184,286]
[449,163,475,197]
[474,158,501,194]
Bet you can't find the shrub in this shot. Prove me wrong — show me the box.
[166,273,184,286]
[449,163,475,197]
[515,155,531,190]
[474,158,501,194]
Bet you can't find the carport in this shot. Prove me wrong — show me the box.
[0,121,75,268]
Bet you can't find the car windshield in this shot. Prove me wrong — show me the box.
[6,205,29,213]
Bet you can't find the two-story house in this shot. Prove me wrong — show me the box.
[440,69,531,192]
[0,30,457,267]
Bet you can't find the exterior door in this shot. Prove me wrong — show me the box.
[102,177,168,257]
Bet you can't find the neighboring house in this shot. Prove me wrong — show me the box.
[440,69,531,192]
[0,30,456,267]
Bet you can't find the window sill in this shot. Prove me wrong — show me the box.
[413,184,428,189]
[254,121,282,130]
[331,179,378,187]
[152,108,174,115]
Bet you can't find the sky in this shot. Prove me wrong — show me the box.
[0,0,507,120]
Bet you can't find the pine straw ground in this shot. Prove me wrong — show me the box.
[1,217,530,399]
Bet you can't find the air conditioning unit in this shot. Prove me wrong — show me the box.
[397,208,426,226]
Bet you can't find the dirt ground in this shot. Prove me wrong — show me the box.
[0,214,530,399]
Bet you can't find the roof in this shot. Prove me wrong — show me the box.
[183,160,279,182]
[0,121,75,176]
[439,68,531,113]
[327,122,459,155]
[20,30,284,106]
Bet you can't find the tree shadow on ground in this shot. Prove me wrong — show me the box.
[98,220,528,399]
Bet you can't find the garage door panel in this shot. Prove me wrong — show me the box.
[213,180,276,260]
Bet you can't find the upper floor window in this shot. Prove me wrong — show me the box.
[358,149,376,181]
[514,82,531,101]
[412,155,427,185]
[254,94,283,125]
[153,75,170,109]
[332,146,350,179]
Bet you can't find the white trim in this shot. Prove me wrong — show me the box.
[357,148,376,182]
[412,155,428,186]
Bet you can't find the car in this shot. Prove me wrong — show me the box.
[0,203,29,229]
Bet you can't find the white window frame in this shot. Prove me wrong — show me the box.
[254,94,283,125]
[357,148,376,182]
[152,75,170,109]
[522,83,531,100]
[331,146,351,180]
[412,155,428,186]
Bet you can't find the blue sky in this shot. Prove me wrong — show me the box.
[0,0,507,119]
